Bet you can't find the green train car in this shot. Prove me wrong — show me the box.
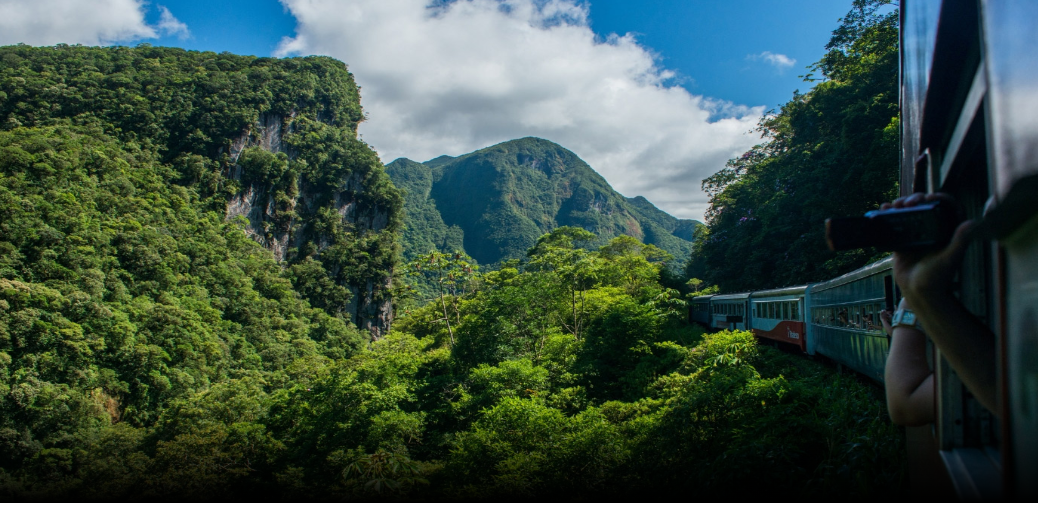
[900,0,1038,499]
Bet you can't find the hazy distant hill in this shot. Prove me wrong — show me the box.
[386,137,701,270]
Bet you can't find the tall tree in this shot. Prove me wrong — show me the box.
[691,0,899,292]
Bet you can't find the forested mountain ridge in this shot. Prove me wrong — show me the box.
[0,45,408,498]
[0,44,402,335]
[386,137,701,269]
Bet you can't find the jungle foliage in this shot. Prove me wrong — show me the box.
[0,45,403,499]
[689,0,900,292]
[1,206,905,499]
[0,43,403,327]
[0,6,910,498]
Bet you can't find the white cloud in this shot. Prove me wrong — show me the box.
[0,0,187,46]
[157,5,190,39]
[277,0,765,221]
[749,51,796,70]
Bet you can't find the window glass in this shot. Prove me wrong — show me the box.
[768,303,774,319]
[782,302,789,320]
[792,302,799,321]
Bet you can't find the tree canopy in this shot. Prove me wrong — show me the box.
[689,0,899,292]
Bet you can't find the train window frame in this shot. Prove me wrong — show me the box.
[782,302,790,320]
[792,302,799,321]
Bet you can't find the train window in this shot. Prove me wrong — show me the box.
[782,302,790,320]
[768,303,774,319]
[792,302,799,321]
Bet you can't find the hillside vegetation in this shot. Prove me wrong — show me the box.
[386,137,701,272]
[0,45,401,498]
[0,0,912,499]
[689,0,899,292]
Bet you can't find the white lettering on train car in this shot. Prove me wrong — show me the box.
[787,327,801,340]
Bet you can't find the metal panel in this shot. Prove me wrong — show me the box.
[1003,216,1038,499]
[808,258,893,383]
[901,0,944,196]
[980,0,1038,200]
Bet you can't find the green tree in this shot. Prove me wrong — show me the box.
[692,0,899,291]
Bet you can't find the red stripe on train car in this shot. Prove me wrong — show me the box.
[752,321,806,352]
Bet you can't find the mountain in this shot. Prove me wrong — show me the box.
[0,45,402,337]
[386,137,701,270]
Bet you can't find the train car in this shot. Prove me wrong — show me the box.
[898,0,1038,498]
[689,294,714,326]
[748,286,808,352]
[806,257,894,383]
[709,293,750,331]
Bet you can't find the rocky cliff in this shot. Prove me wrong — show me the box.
[223,111,399,338]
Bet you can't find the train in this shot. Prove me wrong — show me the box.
[688,0,1038,500]
[689,257,893,384]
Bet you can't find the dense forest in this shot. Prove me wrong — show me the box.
[688,0,900,292]
[0,0,910,501]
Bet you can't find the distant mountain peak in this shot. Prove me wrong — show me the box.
[387,137,698,270]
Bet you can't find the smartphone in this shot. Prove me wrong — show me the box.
[825,201,959,252]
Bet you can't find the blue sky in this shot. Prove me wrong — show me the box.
[143,0,853,112]
[0,0,865,221]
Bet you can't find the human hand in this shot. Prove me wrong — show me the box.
[880,309,893,336]
[879,193,975,301]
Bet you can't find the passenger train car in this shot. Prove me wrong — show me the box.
[688,0,1038,499]
[806,258,894,383]
[709,293,750,331]
[749,286,808,352]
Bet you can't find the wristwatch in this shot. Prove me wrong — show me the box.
[891,307,925,333]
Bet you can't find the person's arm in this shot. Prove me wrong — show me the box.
[882,193,999,415]
[907,291,997,413]
[882,299,935,426]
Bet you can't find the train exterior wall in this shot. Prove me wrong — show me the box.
[751,321,806,351]
[807,258,893,383]
[749,286,808,352]
[711,293,751,331]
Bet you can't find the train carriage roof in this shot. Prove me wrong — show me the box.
[712,292,752,301]
[750,285,809,299]
[810,256,893,293]
[690,295,715,303]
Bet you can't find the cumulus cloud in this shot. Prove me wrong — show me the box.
[157,5,190,39]
[0,0,187,46]
[749,51,796,70]
[276,0,764,221]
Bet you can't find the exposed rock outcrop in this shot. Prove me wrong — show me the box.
[224,112,396,338]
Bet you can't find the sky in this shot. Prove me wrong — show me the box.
[0,0,857,221]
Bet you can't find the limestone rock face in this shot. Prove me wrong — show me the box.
[224,111,397,338]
